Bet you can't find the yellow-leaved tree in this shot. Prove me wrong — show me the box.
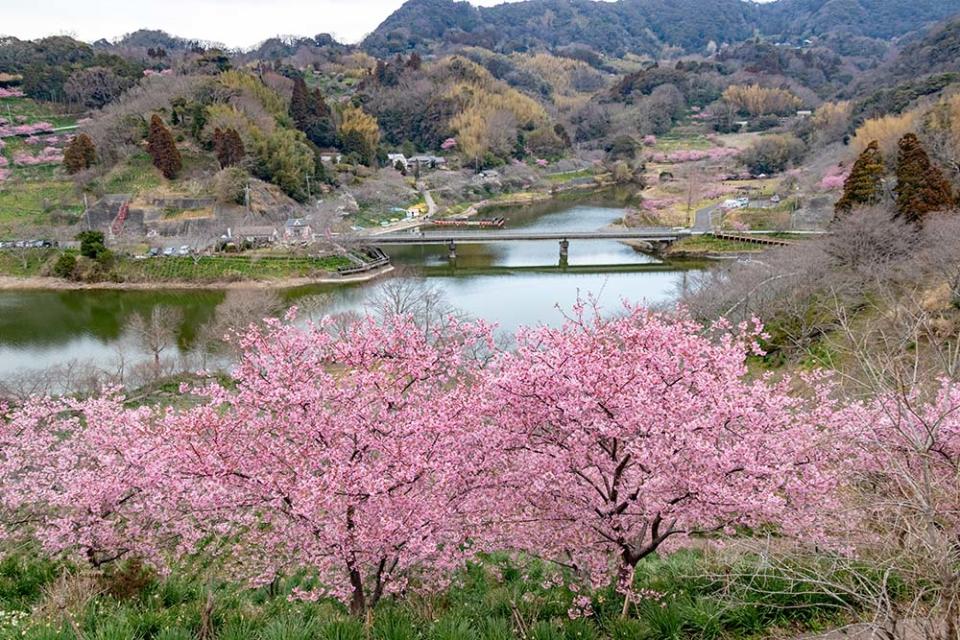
[339,106,381,166]
[722,85,802,116]
[853,111,918,165]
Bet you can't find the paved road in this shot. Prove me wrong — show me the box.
[694,204,718,233]
[420,185,438,216]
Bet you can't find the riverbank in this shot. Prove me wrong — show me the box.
[0,264,394,291]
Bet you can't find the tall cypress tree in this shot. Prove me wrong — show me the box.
[289,77,312,131]
[895,133,955,225]
[147,114,182,179]
[289,77,336,148]
[214,127,245,168]
[835,140,884,216]
[63,133,97,174]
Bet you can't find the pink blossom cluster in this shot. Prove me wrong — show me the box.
[536,158,549,167]
[0,155,8,168]
[704,186,735,200]
[642,135,657,147]
[441,137,458,150]
[641,197,678,211]
[0,168,9,182]
[142,69,174,77]
[819,164,848,191]
[0,305,864,612]
[0,122,55,138]
[649,147,739,163]
[0,87,24,99]
[24,134,63,146]
[13,146,64,166]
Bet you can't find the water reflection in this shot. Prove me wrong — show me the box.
[0,200,699,381]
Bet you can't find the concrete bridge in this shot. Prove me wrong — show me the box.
[365,228,691,259]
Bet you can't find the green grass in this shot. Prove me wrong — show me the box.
[0,250,354,283]
[0,97,77,128]
[652,133,715,152]
[0,248,59,276]
[0,550,852,640]
[668,236,763,254]
[113,254,353,283]
[98,153,165,195]
[544,169,596,184]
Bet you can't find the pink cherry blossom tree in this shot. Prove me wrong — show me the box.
[0,395,179,567]
[160,312,496,615]
[485,302,848,603]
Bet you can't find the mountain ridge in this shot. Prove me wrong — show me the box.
[362,0,960,57]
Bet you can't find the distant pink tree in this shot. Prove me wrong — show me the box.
[819,164,848,191]
[486,303,848,596]
[441,137,458,150]
[642,135,657,147]
[161,313,496,615]
[0,88,24,99]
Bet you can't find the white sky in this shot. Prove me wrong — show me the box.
[0,0,529,48]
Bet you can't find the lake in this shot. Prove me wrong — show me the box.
[0,198,700,383]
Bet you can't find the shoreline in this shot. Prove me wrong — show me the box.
[0,265,395,291]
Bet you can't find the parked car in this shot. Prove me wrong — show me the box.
[178,245,190,256]
[147,247,161,257]
[162,247,175,257]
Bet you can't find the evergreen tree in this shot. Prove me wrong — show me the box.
[214,127,245,168]
[308,88,337,148]
[835,140,884,216]
[289,76,312,131]
[62,133,97,174]
[289,77,337,148]
[895,133,955,225]
[146,114,182,179]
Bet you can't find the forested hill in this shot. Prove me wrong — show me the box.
[362,0,960,57]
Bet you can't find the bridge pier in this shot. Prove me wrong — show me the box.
[559,238,569,260]
[447,240,456,260]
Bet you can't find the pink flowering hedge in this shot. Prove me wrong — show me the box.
[13,146,63,166]
[0,121,55,138]
[649,147,740,163]
[0,87,24,99]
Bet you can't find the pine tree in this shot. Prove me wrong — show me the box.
[895,133,955,225]
[62,133,97,174]
[147,114,182,179]
[835,140,885,216]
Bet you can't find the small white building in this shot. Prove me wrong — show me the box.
[284,218,313,241]
[409,155,447,169]
[387,153,408,169]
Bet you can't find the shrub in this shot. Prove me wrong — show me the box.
[52,253,77,279]
[76,231,108,261]
[740,134,806,175]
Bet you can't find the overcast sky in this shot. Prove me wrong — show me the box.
[0,0,532,48]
